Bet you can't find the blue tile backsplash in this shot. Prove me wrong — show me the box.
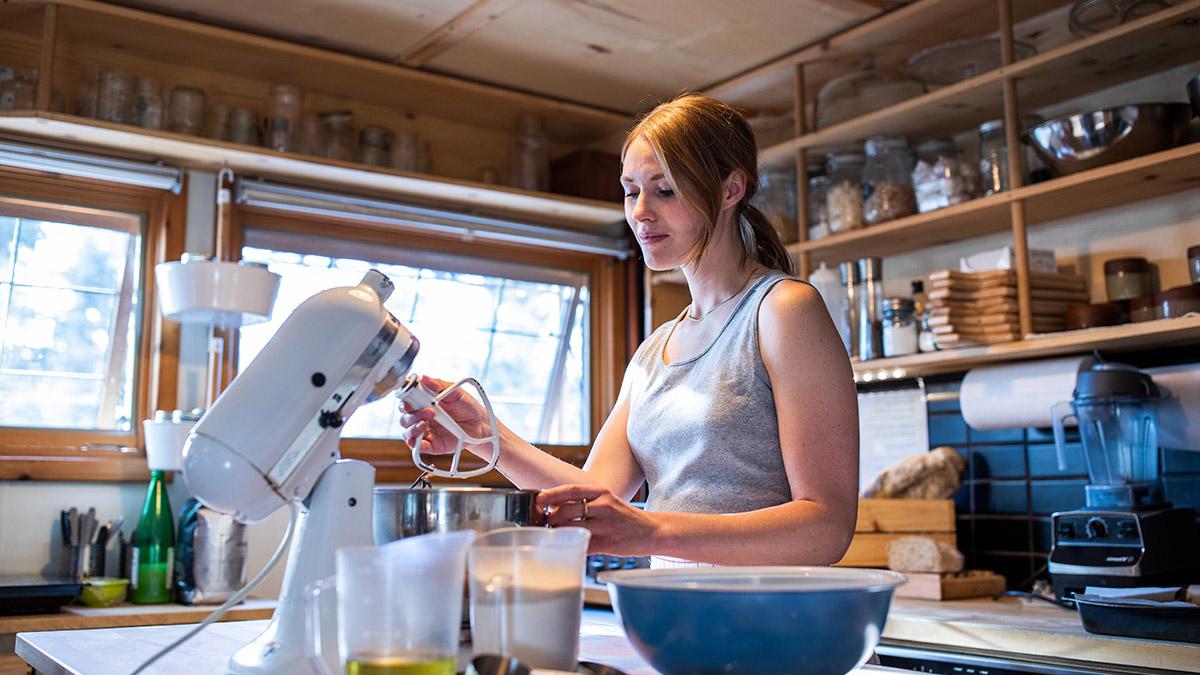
[921,376,1200,590]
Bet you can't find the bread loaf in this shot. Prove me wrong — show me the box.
[887,536,965,573]
[864,446,966,499]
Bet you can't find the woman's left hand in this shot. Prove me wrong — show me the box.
[537,484,659,557]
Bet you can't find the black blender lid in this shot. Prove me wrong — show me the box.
[1076,361,1160,399]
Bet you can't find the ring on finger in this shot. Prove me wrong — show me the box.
[580,498,589,521]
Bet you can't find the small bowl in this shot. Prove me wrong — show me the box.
[600,566,905,675]
[1024,103,1192,175]
[79,577,129,607]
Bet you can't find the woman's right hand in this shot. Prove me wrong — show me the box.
[397,375,497,456]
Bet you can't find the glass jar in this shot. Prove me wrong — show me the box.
[1104,257,1152,302]
[882,297,918,357]
[912,138,974,213]
[752,168,797,244]
[807,173,830,241]
[391,131,420,171]
[357,125,392,167]
[826,151,865,233]
[205,103,230,141]
[0,72,35,111]
[479,166,500,184]
[132,77,164,129]
[97,69,135,123]
[321,111,355,162]
[978,117,1047,194]
[167,86,207,136]
[268,84,302,152]
[74,70,99,118]
[862,135,916,225]
[229,107,260,146]
[510,112,549,191]
[301,114,326,157]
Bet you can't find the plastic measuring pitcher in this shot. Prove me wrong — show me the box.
[468,527,591,671]
[306,531,475,675]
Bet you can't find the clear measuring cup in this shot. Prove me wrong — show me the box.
[468,527,591,671]
[307,531,475,675]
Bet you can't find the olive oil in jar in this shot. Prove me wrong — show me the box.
[344,653,455,675]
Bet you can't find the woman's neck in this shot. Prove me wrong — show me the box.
[680,218,762,317]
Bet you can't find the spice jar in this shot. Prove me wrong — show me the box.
[229,107,260,146]
[826,150,865,233]
[1156,284,1200,319]
[862,135,916,225]
[320,111,355,162]
[808,172,830,241]
[752,167,797,244]
[912,139,974,213]
[167,86,207,136]
[132,77,164,129]
[510,112,549,191]
[1103,257,1152,302]
[357,125,392,167]
[882,297,918,357]
[267,84,302,152]
[97,69,135,123]
[1188,244,1200,285]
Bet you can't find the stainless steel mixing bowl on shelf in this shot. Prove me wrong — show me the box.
[1023,103,1192,175]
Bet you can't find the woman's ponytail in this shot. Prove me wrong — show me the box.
[739,203,795,276]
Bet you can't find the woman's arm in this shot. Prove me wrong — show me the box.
[541,280,859,564]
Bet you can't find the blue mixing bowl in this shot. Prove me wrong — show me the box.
[599,566,906,675]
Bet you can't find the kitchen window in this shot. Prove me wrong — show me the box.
[0,168,178,481]
[238,235,591,445]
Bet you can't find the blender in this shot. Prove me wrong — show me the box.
[1048,361,1200,600]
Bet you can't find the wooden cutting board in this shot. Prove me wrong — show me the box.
[929,286,1088,302]
[929,269,1087,289]
[929,299,1076,315]
[894,570,1008,601]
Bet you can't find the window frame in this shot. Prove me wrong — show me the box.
[0,167,184,481]
[230,204,635,485]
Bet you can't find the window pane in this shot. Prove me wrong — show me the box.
[239,241,590,444]
[14,219,129,290]
[0,213,140,431]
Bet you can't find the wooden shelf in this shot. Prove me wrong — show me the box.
[853,317,1200,379]
[789,141,1200,265]
[28,0,630,145]
[0,111,626,231]
[758,0,1200,166]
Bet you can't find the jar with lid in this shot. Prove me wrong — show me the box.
[862,135,916,225]
[808,172,830,241]
[131,77,164,129]
[97,69,135,123]
[826,151,865,233]
[1104,257,1152,302]
[267,84,302,152]
[752,167,797,244]
[882,297,918,357]
[978,117,1046,194]
[74,69,99,118]
[167,86,207,136]
[300,114,326,157]
[229,107,260,146]
[391,131,420,171]
[912,138,974,213]
[320,111,355,162]
[357,125,392,167]
[0,68,37,111]
[205,103,230,141]
[510,112,549,191]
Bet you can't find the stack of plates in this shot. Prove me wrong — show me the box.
[926,270,1087,346]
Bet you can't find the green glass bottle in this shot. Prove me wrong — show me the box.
[131,470,175,604]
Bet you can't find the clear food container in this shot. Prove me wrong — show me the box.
[132,77,164,129]
[321,111,355,162]
[97,69,135,123]
[815,66,925,130]
[912,138,975,213]
[752,168,797,243]
[167,85,207,136]
[826,150,865,233]
[863,135,916,225]
[229,107,260,147]
[268,84,302,152]
[358,125,393,167]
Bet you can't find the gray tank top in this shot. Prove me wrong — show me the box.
[626,271,796,514]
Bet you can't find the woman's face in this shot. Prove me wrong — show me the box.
[621,136,703,271]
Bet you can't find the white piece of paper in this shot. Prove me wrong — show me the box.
[857,386,930,495]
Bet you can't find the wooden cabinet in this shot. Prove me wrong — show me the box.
[654,0,1200,378]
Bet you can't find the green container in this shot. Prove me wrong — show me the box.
[79,577,129,607]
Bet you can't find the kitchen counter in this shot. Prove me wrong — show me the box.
[882,596,1200,673]
[14,608,908,675]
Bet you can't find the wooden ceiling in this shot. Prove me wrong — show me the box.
[106,0,897,114]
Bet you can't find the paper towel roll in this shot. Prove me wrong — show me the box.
[1148,363,1200,451]
[961,356,1095,430]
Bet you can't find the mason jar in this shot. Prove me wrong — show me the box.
[321,111,355,162]
[825,150,865,233]
[862,135,916,225]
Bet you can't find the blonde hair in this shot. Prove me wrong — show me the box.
[622,93,794,275]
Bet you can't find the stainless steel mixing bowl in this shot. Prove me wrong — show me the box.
[600,566,906,675]
[373,485,544,543]
[1023,103,1192,175]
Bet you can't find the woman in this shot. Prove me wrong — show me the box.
[400,94,858,566]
